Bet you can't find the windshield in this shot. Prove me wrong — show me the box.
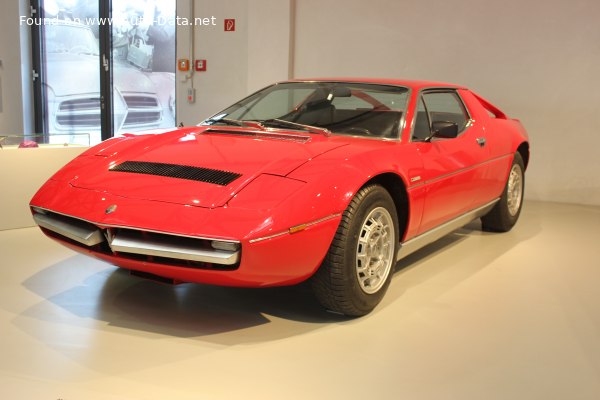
[45,24,99,55]
[204,82,409,138]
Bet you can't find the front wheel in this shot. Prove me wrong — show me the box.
[311,184,399,317]
[481,152,525,232]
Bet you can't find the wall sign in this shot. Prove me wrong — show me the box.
[224,19,236,32]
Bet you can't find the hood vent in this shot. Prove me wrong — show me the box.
[110,161,242,186]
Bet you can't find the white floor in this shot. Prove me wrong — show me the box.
[1,201,599,399]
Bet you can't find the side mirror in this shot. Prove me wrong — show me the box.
[431,121,459,139]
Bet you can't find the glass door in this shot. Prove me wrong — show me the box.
[111,0,176,136]
[37,0,102,145]
[32,0,176,145]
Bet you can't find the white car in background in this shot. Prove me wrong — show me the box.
[44,21,175,144]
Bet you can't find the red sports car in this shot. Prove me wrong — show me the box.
[30,79,529,316]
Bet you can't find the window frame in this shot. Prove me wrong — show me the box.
[410,88,473,142]
[207,81,412,141]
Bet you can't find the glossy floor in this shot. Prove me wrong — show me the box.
[1,201,599,399]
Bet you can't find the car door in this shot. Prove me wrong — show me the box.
[410,90,491,234]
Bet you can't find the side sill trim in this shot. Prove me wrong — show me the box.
[397,199,499,261]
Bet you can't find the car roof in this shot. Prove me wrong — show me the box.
[287,77,466,90]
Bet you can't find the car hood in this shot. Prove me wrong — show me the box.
[46,53,156,97]
[69,127,348,208]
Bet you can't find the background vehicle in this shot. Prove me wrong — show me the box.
[44,21,175,144]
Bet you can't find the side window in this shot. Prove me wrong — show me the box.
[422,92,469,134]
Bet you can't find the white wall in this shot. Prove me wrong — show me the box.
[5,0,600,207]
[293,0,600,206]
[247,0,294,93]
[0,147,87,231]
[0,0,32,134]
[175,0,293,125]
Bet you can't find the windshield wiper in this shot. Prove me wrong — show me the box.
[260,119,330,136]
[204,117,244,126]
[204,118,266,130]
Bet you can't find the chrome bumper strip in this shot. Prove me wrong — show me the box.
[33,209,240,266]
[33,213,105,246]
[108,231,240,265]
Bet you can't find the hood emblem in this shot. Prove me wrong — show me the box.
[105,204,118,214]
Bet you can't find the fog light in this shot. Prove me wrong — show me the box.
[211,241,240,252]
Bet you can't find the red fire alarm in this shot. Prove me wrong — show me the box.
[224,19,236,31]
[177,59,190,71]
[195,59,207,71]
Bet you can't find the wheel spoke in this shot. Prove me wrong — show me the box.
[506,164,523,216]
[355,207,395,294]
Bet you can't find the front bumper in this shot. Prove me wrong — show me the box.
[30,180,340,287]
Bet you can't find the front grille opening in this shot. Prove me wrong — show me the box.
[124,95,159,108]
[124,111,162,125]
[115,250,239,270]
[114,228,213,251]
[56,113,102,127]
[56,98,102,128]
[40,226,112,254]
[59,98,101,112]
[36,211,240,271]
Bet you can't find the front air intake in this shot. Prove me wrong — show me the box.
[110,161,242,186]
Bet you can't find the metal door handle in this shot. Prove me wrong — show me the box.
[102,54,109,72]
[476,137,486,147]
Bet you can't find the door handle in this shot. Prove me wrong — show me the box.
[102,54,109,72]
[476,137,486,147]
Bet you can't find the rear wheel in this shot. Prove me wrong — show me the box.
[311,184,399,316]
[481,152,525,232]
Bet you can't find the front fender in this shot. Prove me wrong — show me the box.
[285,140,430,241]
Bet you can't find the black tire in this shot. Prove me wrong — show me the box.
[481,152,525,232]
[311,184,399,317]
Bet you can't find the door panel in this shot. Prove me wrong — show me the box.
[459,90,514,200]
[411,91,491,234]
[414,129,490,234]
[40,1,101,145]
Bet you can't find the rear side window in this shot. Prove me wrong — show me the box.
[411,91,470,141]
[423,92,469,133]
